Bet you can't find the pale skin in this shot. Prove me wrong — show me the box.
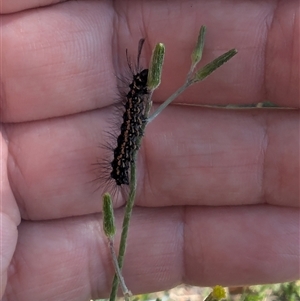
[1,0,299,300]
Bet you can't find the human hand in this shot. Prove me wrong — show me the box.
[1,1,299,300]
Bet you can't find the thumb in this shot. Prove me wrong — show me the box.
[0,130,20,298]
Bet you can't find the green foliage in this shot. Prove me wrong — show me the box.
[191,25,206,67]
[102,193,116,238]
[192,49,237,83]
[272,282,300,301]
[147,43,165,91]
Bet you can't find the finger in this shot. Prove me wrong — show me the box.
[0,131,21,298]
[1,1,116,122]
[6,106,299,220]
[140,106,300,209]
[1,0,299,122]
[5,206,299,300]
[0,0,66,14]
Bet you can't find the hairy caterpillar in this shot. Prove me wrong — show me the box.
[110,39,149,185]
[95,39,149,194]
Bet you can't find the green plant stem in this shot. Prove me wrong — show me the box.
[109,95,152,301]
[107,33,237,300]
[109,158,137,301]
[108,238,131,299]
[148,81,190,122]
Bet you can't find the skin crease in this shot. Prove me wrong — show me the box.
[0,0,299,300]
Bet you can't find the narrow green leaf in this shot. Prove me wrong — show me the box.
[147,43,165,91]
[193,48,237,83]
[102,193,116,238]
[191,25,207,66]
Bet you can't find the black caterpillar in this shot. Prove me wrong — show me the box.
[110,39,149,186]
